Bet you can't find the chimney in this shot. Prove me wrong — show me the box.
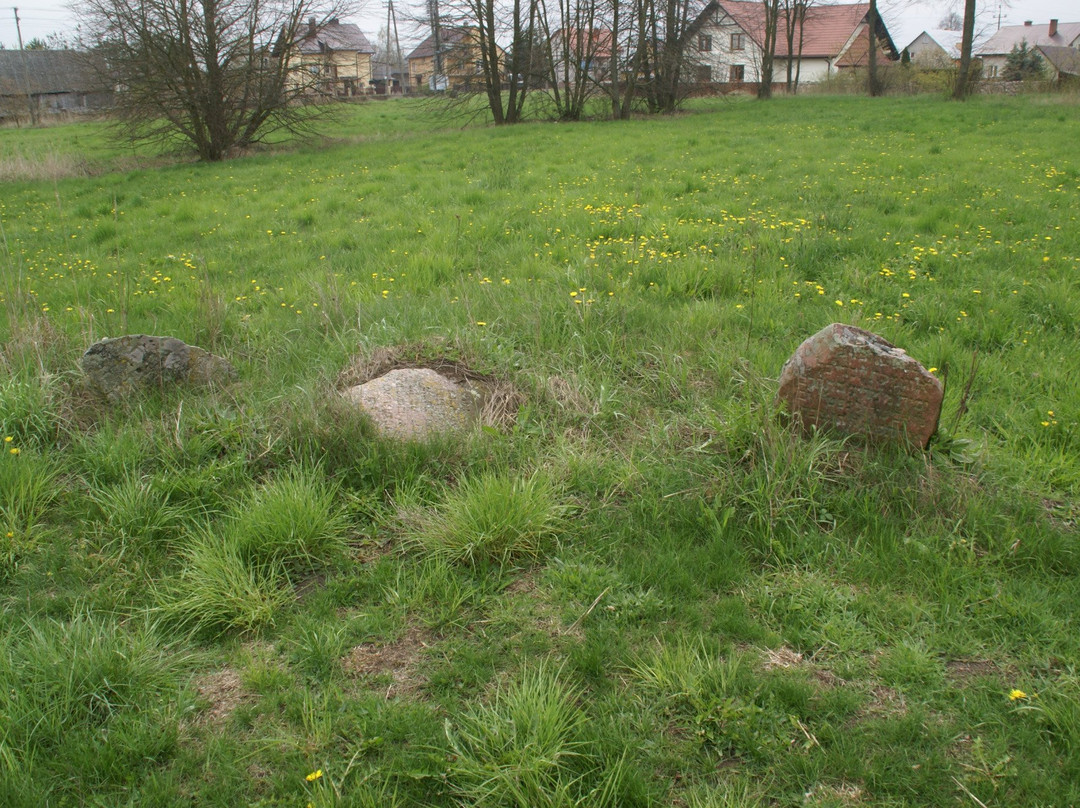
[1049,19,1058,37]
[308,17,316,36]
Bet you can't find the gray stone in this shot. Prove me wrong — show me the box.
[80,334,237,401]
[344,368,482,440]
[777,323,943,449]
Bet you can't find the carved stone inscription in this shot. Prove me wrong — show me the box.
[777,323,943,449]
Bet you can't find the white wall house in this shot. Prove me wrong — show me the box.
[690,1,898,89]
[904,29,964,68]
[977,19,1080,79]
[693,6,764,85]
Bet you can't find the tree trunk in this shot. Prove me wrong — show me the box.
[867,0,882,96]
[758,0,779,99]
[952,0,977,99]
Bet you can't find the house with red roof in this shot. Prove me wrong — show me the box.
[690,0,898,89]
[550,28,619,87]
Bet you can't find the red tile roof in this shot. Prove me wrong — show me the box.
[713,1,894,61]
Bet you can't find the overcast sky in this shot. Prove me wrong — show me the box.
[0,1,1070,55]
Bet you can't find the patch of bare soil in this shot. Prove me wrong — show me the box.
[342,625,431,699]
[503,569,539,596]
[194,667,247,726]
[802,782,866,805]
[500,568,585,640]
[757,645,841,688]
[946,658,999,682]
[858,685,909,721]
[545,374,590,414]
[763,646,805,671]
[1042,498,1078,531]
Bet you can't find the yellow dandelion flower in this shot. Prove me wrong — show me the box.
[1009,689,1026,701]
[306,769,323,782]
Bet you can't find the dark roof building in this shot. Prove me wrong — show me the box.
[296,18,375,56]
[0,50,112,118]
[1038,44,1080,82]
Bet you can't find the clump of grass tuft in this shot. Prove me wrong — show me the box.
[226,465,350,576]
[160,533,293,635]
[0,449,62,577]
[0,374,67,451]
[403,471,568,567]
[444,662,630,807]
[0,613,187,800]
[86,473,199,558]
[157,467,346,635]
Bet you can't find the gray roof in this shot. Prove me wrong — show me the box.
[298,20,375,55]
[905,29,965,59]
[978,20,1080,55]
[406,28,472,61]
[0,50,108,96]
[1038,44,1080,76]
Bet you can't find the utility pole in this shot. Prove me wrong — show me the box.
[13,7,39,125]
[428,0,444,91]
[387,0,406,95]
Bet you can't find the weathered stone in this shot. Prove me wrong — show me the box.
[80,334,237,401]
[777,323,943,449]
[344,368,482,440]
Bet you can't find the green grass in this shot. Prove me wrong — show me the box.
[402,470,569,567]
[0,93,1079,805]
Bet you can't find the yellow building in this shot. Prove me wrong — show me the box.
[295,18,376,97]
[407,28,491,92]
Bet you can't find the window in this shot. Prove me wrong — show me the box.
[698,35,712,52]
[696,65,712,82]
[729,64,745,83]
[731,33,745,50]
[987,64,998,78]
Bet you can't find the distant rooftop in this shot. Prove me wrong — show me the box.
[1037,44,1080,76]
[905,29,966,60]
[297,19,375,55]
[978,19,1080,55]
[0,50,107,96]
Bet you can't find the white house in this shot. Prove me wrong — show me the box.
[903,29,964,67]
[691,1,899,88]
[977,19,1080,79]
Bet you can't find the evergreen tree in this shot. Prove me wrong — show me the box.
[1002,40,1044,81]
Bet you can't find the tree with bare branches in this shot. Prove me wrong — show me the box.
[78,0,353,160]
[757,0,780,98]
[636,0,708,113]
[538,0,611,120]
[780,0,812,92]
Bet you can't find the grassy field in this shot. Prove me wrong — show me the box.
[2,93,1079,807]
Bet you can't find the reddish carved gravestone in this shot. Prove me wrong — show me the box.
[777,323,943,449]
